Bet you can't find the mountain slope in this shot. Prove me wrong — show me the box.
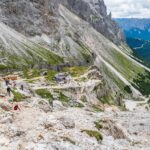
[0,22,63,70]
[57,5,150,96]
[0,1,150,97]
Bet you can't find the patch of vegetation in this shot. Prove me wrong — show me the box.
[25,78,38,83]
[12,90,25,102]
[54,90,70,104]
[34,45,64,65]
[23,69,40,79]
[102,62,126,91]
[90,15,99,23]
[77,41,93,64]
[72,102,84,108]
[81,51,92,64]
[98,95,113,105]
[106,48,144,81]
[61,136,76,145]
[0,64,8,70]
[23,43,64,65]
[124,85,132,94]
[62,66,88,77]
[92,105,103,112]
[58,92,70,103]
[35,89,53,100]
[132,70,150,96]
[45,70,57,82]
[1,43,64,71]
[82,130,103,141]
[7,54,26,69]
[94,121,103,130]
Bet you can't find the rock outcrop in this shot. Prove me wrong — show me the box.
[63,0,124,44]
[0,0,123,44]
[0,0,59,36]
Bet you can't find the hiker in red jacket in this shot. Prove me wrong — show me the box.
[14,104,20,111]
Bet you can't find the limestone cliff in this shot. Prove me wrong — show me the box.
[0,0,123,44]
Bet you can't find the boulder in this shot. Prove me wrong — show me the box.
[87,69,102,79]
[0,101,12,111]
[59,117,75,129]
[38,101,52,113]
[80,95,87,102]
[53,100,66,111]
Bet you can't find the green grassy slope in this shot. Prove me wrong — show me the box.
[59,5,150,96]
[0,23,64,70]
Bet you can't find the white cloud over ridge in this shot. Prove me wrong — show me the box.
[104,0,150,18]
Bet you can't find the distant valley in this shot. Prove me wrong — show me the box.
[115,18,150,67]
[115,18,150,40]
[126,38,150,66]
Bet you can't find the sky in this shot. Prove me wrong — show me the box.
[104,0,150,18]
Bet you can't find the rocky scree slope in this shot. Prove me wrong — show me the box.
[0,0,150,97]
[1,66,150,150]
[0,67,150,149]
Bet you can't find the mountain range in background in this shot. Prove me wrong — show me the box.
[115,18,150,66]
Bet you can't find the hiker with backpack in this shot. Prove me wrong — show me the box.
[13,104,21,111]
[13,81,16,89]
[12,102,21,112]
[20,84,24,91]
[4,78,10,86]
[7,86,11,97]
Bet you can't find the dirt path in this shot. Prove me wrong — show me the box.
[124,98,148,111]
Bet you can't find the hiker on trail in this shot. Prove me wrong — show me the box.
[20,84,24,91]
[13,104,20,111]
[5,78,10,86]
[7,86,11,97]
[13,81,16,89]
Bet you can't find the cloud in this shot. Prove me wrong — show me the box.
[104,0,150,18]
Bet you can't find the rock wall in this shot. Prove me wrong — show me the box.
[63,0,124,44]
[0,0,123,44]
[0,0,59,36]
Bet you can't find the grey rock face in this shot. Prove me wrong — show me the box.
[0,0,123,44]
[0,0,59,36]
[64,0,124,44]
